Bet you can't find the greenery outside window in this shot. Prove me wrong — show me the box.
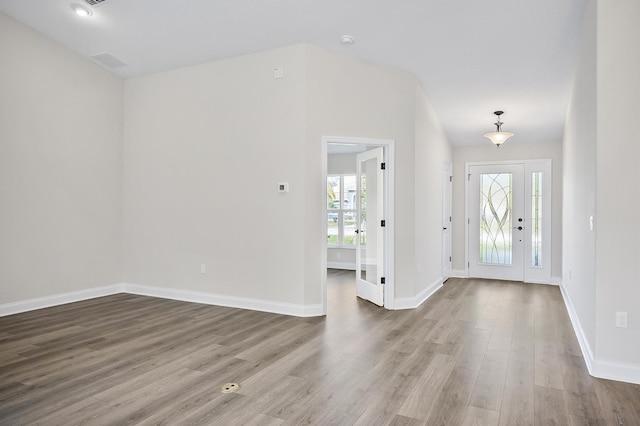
[327,175,357,247]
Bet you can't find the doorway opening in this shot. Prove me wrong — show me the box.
[465,159,552,283]
[322,137,395,314]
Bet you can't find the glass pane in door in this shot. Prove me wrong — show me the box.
[479,173,512,264]
[359,170,367,280]
[359,158,377,283]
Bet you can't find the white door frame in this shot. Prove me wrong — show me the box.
[442,161,452,280]
[465,159,552,283]
[322,136,395,313]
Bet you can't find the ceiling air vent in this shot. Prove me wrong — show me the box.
[83,0,106,5]
[90,53,127,69]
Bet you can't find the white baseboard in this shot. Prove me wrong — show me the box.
[451,269,466,278]
[591,359,640,385]
[327,262,356,271]
[525,278,558,286]
[1,283,323,318]
[393,277,443,310]
[123,283,323,317]
[559,283,596,373]
[550,276,562,286]
[0,284,124,317]
[448,271,561,286]
[560,283,640,385]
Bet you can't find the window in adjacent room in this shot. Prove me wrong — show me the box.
[327,175,357,247]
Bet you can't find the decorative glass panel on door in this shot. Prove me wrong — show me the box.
[531,172,542,266]
[479,173,513,264]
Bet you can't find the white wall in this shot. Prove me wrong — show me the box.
[562,0,597,360]
[414,85,453,296]
[124,44,452,310]
[0,14,123,304]
[123,45,308,306]
[594,0,640,369]
[2,20,452,315]
[451,141,563,281]
[563,0,640,382]
[306,46,451,302]
[328,153,358,175]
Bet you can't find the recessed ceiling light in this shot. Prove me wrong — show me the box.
[71,4,93,17]
[341,35,354,45]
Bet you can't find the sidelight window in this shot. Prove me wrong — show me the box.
[531,171,542,266]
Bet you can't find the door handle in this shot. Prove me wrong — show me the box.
[354,229,360,234]
[513,226,523,230]
[443,227,447,230]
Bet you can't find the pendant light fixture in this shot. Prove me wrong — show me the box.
[484,111,514,147]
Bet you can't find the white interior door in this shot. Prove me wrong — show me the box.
[468,164,525,281]
[356,147,384,306]
[442,162,452,279]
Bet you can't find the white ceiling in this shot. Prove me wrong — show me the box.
[0,0,587,146]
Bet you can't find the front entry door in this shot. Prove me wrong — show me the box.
[356,147,384,306]
[468,164,525,281]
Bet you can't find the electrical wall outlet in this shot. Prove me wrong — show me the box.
[616,311,628,328]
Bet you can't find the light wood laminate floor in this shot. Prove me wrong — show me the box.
[1,271,639,425]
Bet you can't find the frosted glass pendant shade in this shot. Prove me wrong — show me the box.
[484,131,514,146]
